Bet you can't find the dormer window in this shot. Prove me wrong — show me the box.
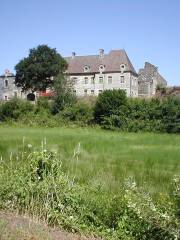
[83,65,90,72]
[120,64,126,72]
[99,65,105,72]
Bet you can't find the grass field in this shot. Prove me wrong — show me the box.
[0,126,179,196]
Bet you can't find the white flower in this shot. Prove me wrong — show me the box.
[27,144,32,148]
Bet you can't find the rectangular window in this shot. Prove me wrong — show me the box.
[5,80,8,87]
[120,76,125,83]
[84,89,87,95]
[108,76,112,84]
[99,77,103,84]
[84,77,88,84]
[91,77,95,84]
[91,90,95,95]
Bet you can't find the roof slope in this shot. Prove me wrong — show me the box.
[65,50,137,75]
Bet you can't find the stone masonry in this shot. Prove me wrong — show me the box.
[138,62,167,97]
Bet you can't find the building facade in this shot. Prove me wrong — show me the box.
[138,62,167,97]
[65,49,138,97]
[0,51,168,101]
[0,70,23,101]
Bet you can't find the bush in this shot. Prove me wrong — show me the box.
[0,98,34,121]
[94,89,128,124]
[60,102,94,125]
[35,96,52,114]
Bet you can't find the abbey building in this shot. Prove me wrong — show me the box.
[65,49,138,97]
[0,49,167,101]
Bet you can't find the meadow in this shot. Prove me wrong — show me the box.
[0,126,179,195]
[0,126,179,239]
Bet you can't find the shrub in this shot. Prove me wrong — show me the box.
[94,89,128,124]
[60,102,93,125]
[0,98,34,121]
[35,96,52,114]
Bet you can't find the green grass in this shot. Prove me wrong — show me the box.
[0,126,179,195]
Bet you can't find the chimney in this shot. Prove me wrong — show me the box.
[5,69,11,76]
[72,52,76,59]
[99,49,104,58]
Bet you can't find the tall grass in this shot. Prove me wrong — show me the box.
[0,139,179,239]
[0,127,179,195]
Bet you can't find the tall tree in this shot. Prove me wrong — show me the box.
[15,45,67,92]
[51,73,76,114]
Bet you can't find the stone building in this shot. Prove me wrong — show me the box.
[0,70,23,101]
[65,49,138,97]
[138,62,167,97]
[0,52,168,101]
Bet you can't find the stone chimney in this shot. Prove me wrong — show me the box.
[72,52,76,59]
[5,69,11,76]
[99,49,104,58]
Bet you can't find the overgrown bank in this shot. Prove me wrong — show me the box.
[0,89,179,133]
[0,140,179,239]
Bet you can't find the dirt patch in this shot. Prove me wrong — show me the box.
[0,211,101,240]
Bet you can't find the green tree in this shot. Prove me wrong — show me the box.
[15,45,67,92]
[94,89,128,124]
[51,73,76,114]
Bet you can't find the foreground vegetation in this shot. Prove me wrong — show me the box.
[0,127,179,239]
[0,89,179,133]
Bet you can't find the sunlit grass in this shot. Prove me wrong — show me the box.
[0,126,179,195]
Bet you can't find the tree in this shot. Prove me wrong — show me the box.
[15,45,67,92]
[94,89,128,124]
[51,73,76,114]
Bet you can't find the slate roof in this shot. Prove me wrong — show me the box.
[65,50,137,75]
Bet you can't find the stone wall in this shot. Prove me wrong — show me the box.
[0,70,24,100]
[71,72,138,97]
[138,62,167,97]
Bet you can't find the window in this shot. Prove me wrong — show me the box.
[84,77,88,84]
[108,76,112,84]
[84,66,90,72]
[120,64,126,71]
[99,65,105,72]
[84,89,87,95]
[120,76,125,83]
[5,80,8,87]
[99,90,103,94]
[91,77,95,84]
[99,77,103,84]
[91,90,95,95]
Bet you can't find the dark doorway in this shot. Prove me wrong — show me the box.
[27,93,35,101]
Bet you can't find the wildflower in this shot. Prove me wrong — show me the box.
[27,144,32,148]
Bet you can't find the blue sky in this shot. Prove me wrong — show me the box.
[0,0,180,85]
